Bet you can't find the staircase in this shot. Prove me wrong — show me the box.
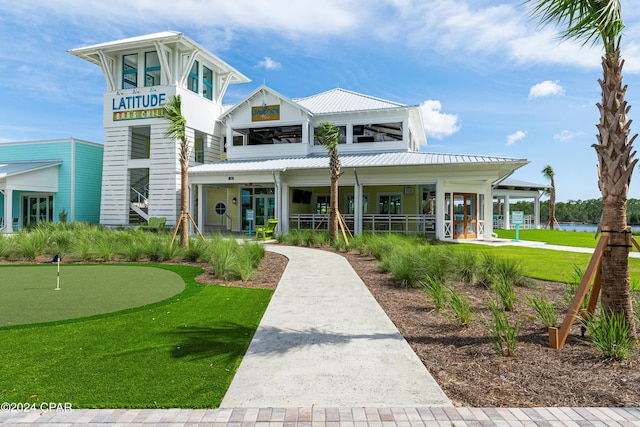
[130,186,150,223]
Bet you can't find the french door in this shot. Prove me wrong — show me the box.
[453,193,477,239]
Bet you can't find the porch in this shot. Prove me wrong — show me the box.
[289,213,436,234]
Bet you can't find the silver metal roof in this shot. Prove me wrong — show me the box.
[0,160,62,178]
[494,178,550,191]
[294,88,407,114]
[190,152,528,174]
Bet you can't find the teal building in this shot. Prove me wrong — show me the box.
[0,139,103,232]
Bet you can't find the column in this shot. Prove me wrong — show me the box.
[484,190,493,238]
[504,195,511,230]
[3,189,13,233]
[197,184,204,234]
[354,182,363,235]
[534,193,541,229]
[280,182,290,234]
[435,181,444,240]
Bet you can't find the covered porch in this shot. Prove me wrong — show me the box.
[189,152,528,240]
[0,160,60,233]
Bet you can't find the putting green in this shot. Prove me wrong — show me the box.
[0,265,186,327]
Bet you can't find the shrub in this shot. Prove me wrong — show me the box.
[486,300,519,357]
[527,293,557,328]
[422,275,448,311]
[0,235,17,260]
[493,274,516,311]
[447,288,473,327]
[565,264,589,309]
[455,250,478,284]
[182,238,210,262]
[209,239,239,280]
[582,311,634,360]
[14,229,48,260]
[242,242,266,268]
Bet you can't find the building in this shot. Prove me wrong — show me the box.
[69,31,529,240]
[0,139,103,232]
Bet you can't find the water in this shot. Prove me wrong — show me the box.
[558,223,640,232]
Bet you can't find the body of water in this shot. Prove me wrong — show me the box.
[557,223,640,232]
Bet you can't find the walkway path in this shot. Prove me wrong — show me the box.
[2,242,639,426]
[221,245,451,408]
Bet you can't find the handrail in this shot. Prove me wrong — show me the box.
[224,212,232,231]
[130,186,148,205]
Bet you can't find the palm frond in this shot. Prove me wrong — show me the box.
[526,0,623,51]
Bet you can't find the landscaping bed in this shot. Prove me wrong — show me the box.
[341,251,640,408]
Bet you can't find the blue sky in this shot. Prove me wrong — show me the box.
[1,0,639,202]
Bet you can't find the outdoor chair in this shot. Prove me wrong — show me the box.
[140,216,166,232]
[255,219,278,241]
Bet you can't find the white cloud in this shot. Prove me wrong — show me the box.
[506,130,527,146]
[553,130,584,142]
[256,57,281,70]
[528,80,566,100]
[419,100,461,140]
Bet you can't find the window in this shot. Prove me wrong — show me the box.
[214,202,227,216]
[194,130,205,163]
[188,60,199,93]
[353,122,403,142]
[313,125,346,145]
[122,53,138,89]
[130,126,150,159]
[316,196,330,214]
[203,65,213,100]
[144,51,161,87]
[378,194,401,214]
[234,125,303,145]
[346,194,369,214]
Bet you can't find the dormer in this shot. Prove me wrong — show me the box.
[221,86,314,160]
[221,86,427,161]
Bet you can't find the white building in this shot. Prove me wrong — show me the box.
[71,31,529,240]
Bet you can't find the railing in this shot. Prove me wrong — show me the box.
[493,214,535,230]
[130,186,148,206]
[288,214,435,234]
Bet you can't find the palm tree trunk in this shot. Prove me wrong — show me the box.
[329,152,340,244]
[548,178,556,230]
[594,51,637,337]
[180,142,190,248]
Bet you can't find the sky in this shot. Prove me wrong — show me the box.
[1,1,640,202]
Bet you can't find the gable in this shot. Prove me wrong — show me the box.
[221,86,311,126]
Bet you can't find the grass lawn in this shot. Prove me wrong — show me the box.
[494,228,635,249]
[0,265,185,327]
[0,264,273,408]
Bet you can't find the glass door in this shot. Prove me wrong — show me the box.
[254,194,275,228]
[23,195,54,226]
[453,193,477,239]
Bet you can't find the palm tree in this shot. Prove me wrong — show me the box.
[528,0,637,335]
[164,94,190,248]
[316,121,341,244]
[542,164,557,230]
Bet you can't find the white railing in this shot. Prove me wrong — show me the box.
[493,215,535,230]
[288,214,435,234]
[130,187,148,207]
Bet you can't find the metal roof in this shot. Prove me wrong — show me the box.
[0,160,62,178]
[294,88,408,114]
[494,178,550,191]
[190,152,528,174]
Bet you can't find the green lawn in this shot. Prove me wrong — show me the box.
[495,228,607,249]
[0,264,273,408]
[0,265,185,326]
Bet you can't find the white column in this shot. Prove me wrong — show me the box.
[280,182,290,233]
[435,180,444,240]
[534,193,541,229]
[354,183,363,235]
[3,189,13,233]
[504,195,511,230]
[484,190,493,238]
[197,184,204,234]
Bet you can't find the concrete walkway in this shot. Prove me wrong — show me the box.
[3,242,640,426]
[221,245,451,408]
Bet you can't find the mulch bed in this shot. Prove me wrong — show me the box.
[220,247,640,408]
